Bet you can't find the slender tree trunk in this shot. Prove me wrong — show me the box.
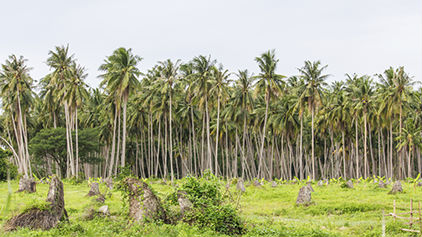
[214,94,221,175]
[363,112,367,178]
[205,96,212,173]
[300,116,303,180]
[258,88,270,179]
[108,107,118,177]
[75,108,79,178]
[355,118,359,178]
[311,107,315,180]
[121,93,128,167]
[169,92,174,182]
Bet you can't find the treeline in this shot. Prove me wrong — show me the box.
[0,46,419,181]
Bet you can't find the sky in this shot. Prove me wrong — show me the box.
[0,0,421,88]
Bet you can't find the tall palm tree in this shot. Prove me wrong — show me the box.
[45,45,76,177]
[254,50,284,179]
[345,74,373,178]
[378,67,413,179]
[157,59,181,182]
[59,63,89,177]
[0,55,34,177]
[210,65,230,175]
[99,47,141,174]
[233,70,255,178]
[191,55,216,173]
[298,60,329,180]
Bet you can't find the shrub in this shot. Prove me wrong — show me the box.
[168,172,246,236]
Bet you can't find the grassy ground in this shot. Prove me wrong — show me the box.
[0,178,421,236]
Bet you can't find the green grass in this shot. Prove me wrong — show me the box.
[0,179,421,236]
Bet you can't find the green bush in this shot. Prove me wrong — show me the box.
[169,172,246,236]
[0,149,17,181]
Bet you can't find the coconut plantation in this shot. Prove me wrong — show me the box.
[0,1,421,236]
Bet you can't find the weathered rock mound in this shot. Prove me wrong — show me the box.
[236,179,246,192]
[388,181,403,194]
[296,185,312,206]
[87,182,100,197]
[125,178,168,223]
[17,177,36,193]
[4,176,67,231]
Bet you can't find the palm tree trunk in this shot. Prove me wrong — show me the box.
[242,113,247,179]
[205,96,212,173]
[75,108,79,178]
[214,94,221,175]
[169,92,174,182]
[342,130,346,179]
[408,145,412,178]
[300,116,303,180]
[258,89,270,179]
[355,118,359,178]
[311,107,315,180]
[108,107,118,177]
[389,121,393,178]
[121,93,128,167]
[114,110,121,176]
[363,112,367,178]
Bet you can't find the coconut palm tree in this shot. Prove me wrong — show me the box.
[210,65,230,175]
[254,50,284,179]
[191,55,216,173]
[345,74,373,178]
[0,55,34,177]
[157,59,181,182]
[45,45,76,177]
[297,60,329,180]
[232,70,255,178]
[99,47,141,174]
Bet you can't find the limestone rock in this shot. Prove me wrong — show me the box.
[389,181,403,194]
[125,178,168,223]
[317,180,323,187]
[4,176,66,231]
[17,177,36,193]
[307,183,314,192]
[177,191,193,215]
[271,181,277,187]
[236,179,246,192]
[296,185,312,205]
[253,180,262,187]
[87,182,100,197]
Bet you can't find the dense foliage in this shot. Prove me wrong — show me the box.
[169,174,245,235]
[0,45,420,181]
[29,128,101,177]
[0,149,17,181]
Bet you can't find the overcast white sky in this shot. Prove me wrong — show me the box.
[0,0,421,88]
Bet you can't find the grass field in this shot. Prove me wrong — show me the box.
[0,178,420,237]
